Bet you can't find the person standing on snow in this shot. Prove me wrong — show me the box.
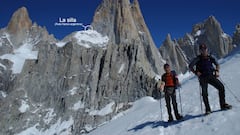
[189,44,232,115]
[159,63,183,122]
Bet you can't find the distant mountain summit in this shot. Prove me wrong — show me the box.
[192,16,233,58]
[160,16,235,74]
[159,34,188,74]
[7,7,32,34]
[6,7,32,48]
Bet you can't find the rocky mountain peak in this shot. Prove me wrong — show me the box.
[165,34,172,44]
[190,15,232,58]
[160,34,188,73]
[92,0,164,74]
[160,15,234,73]
[205,15,223,34]
[5,7,34,48]
[7,7,32,34]
[91,0,152,45]
[233,24,240,46]
[92,0,139,44]
[132,0,140,6]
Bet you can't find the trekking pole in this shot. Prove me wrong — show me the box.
[219,77,240,102]
[178,87,183,114]
[159,92,163,121]
[199,84,204,117]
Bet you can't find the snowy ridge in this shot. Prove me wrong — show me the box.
[74,30,109,48]
[85,51,240,135]
[55,30,109,48]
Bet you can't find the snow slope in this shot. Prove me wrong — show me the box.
[86,51,240,135]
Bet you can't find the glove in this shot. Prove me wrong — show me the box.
[159,85,164,92]
[196,71,202,77]
[159,81,165,92]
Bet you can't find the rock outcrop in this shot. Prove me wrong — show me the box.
[233,24,240,46]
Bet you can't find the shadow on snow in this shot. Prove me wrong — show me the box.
[128,113,204,132]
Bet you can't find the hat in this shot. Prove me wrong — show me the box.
[199,44,207,50]
[163,63,170,69]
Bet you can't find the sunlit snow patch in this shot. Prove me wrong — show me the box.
[74,30,109,48]
[0,43,38,74]
[16,117,74,135]
[19,99,30,113]
[88,102,115,116]
[56,41,67,47]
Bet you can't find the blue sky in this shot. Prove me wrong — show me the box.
[1,0,240,47]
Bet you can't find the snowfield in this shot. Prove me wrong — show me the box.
[86,49,240,135]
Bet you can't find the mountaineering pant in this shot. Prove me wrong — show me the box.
[164,87,180,118]
[199,75,226,111]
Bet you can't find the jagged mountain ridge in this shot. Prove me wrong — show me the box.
[160,16,238,74]
[0,1,240,135]
[0,0,164,134]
